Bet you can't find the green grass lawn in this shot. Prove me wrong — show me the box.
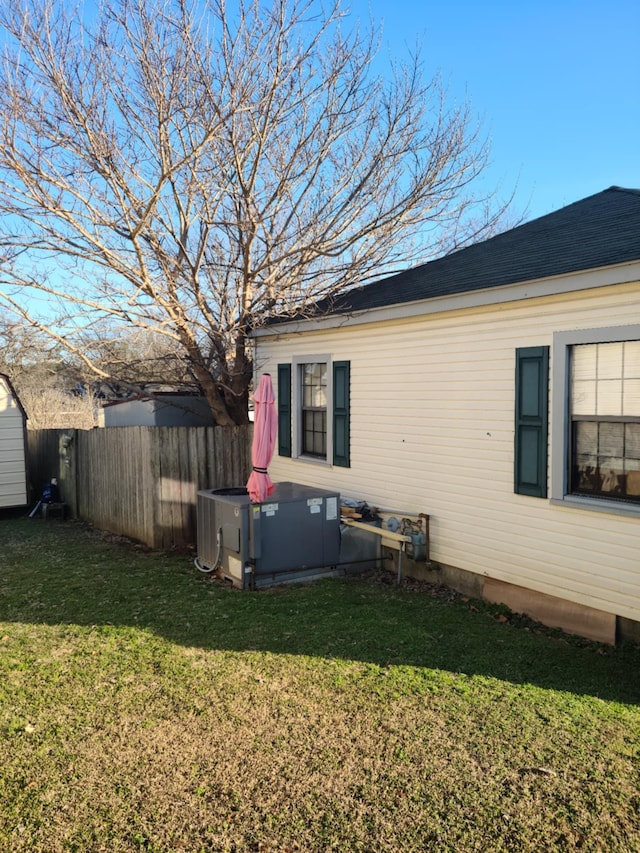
[0,515,639,852]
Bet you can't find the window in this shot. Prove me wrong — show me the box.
[277,358,350,467]
[551,325,640,514]
[570,341,640,501]
[301,362,327,458]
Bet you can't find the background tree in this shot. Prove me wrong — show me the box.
[0,315,192,428]
[0,316,97,428]
[0,0,512,425]
[78,325,195,393]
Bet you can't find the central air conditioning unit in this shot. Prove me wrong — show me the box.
[196,481,341,589]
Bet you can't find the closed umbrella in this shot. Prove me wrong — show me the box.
[246,373,277,503]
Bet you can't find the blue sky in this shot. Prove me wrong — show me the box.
[348,0,640,222]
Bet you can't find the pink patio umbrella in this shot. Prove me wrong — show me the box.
[246,373,278,503]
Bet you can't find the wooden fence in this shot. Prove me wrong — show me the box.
[27,425,253,550]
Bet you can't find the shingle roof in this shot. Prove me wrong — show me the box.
[303,186,640,317]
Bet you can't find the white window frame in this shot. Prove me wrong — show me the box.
[291,354,333,464]
[551,324,640,516]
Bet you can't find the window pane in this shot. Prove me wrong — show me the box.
[596,380,622,416]
[597,342,623,379]
[575,421,597,454]
[572,379,596,415]
[623,341,640,379]
[622,378,640,416]
[313,386,327,408]
[599,462,624,494]
[303,364,325,385]
[311,364,324,384]
[625,424,640,459]
[572,451,598,493]
[304,364,316,383]
[572,422,597,491]
[626,434,640,497]
[302,411,316,455]
[302,412,326,456]
[572,345,597,381]
[569,423,591,494]
[301,364,327,405]
[598,422,623,456]
[303,386,313,407]
[627,470,640,496]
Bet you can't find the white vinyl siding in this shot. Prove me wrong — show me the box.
[256,278,640,623]
[0,377,28,507]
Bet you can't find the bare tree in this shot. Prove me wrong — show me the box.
[0,0,510,425]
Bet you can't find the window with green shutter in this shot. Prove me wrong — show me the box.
[515,346,549,497]
[277,358,350,466]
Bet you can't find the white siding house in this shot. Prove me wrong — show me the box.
[253,187,640,644]
[0,373,28,508]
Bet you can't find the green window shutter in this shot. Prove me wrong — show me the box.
[515,346,549,497]
[277,363,291,457]
[333,360,350,468]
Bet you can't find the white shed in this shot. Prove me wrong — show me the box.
[0,373,28,508]
[253,187,640,645]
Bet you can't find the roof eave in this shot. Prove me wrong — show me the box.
[252,259,640,339]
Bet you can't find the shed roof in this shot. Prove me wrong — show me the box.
[276,186,640,321]
[0,373,27,421]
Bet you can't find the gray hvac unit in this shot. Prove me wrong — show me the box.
[196,481,341,588]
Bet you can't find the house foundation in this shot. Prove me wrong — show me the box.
[382,549,637,647]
